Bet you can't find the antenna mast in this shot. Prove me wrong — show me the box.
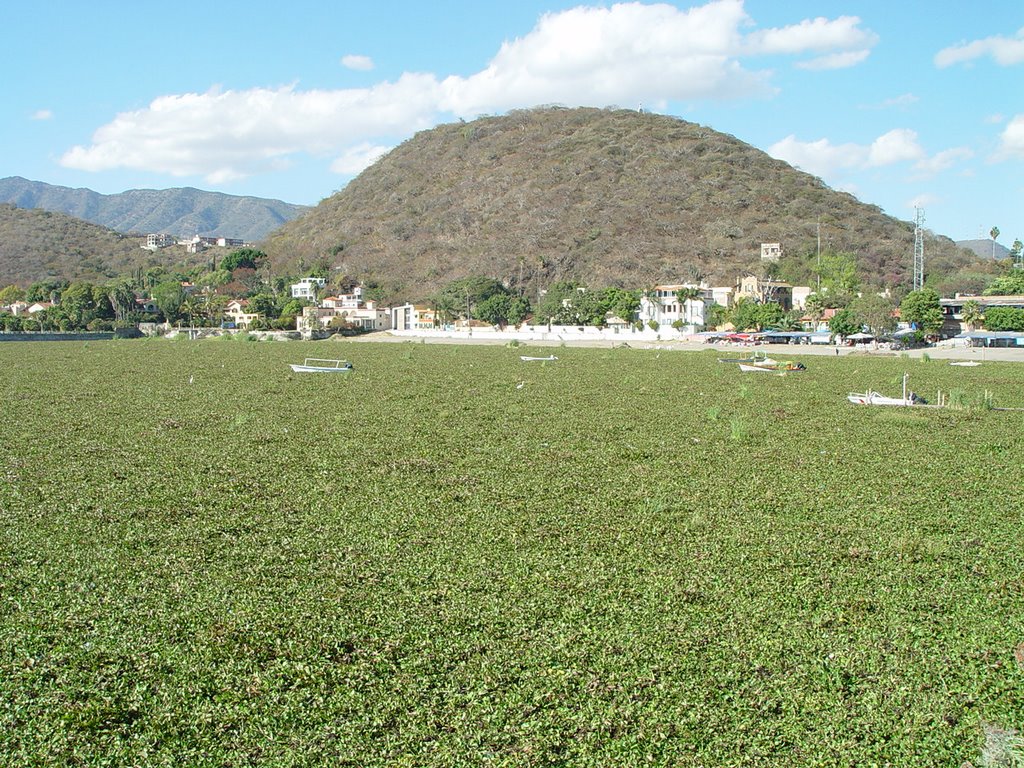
[913,208,925,291]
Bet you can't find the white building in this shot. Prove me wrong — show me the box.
[144,233,176,250]
[391,304,437,331]
[291,277,326,300]
[760,243,782,262]
[638,283,713,331]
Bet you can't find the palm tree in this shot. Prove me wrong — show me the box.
[675,287,703,326]
[804,293,826,331]
[961,299,983,331]
[990,226,1000,259]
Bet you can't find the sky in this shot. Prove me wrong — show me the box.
[2,0,1022,245]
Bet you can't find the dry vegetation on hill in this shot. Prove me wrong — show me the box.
[0,205,201,286]
[264,107,982,302]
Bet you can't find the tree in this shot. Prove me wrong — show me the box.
[153,280,186,323]
[803,293,826,329]
[1010,238,1023,267]
[602,287,640,325]
[475,293,513,327]
[982,306,1024,332]
[246,293,279,319]
[57,282,98,328]
[828,308,860,340]
[0,284,25,304]
[990,226,1000,260]
[850,293,897,338]
[220,248,267,272]
[675,287,703,325]
[106,279,137,324]
[983,272,1024,295]
[436,276,508,321]
[899,288,943,336]
[815,250,860,305]
[960,300,983,331]
[26,280,67,303]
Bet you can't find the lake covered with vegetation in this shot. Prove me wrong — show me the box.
[2,339,1022,765]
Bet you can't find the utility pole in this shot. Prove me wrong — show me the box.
[913,208,925,291]
[816,221,821,293]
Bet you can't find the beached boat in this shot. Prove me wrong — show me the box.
[949,361,981,367]
[520,355,558,362]
[289,358,354,373]
[738,360,805,373]
[847,373,925,406]
[718,352,773,364]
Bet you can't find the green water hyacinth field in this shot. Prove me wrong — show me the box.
[2,338,1022,766]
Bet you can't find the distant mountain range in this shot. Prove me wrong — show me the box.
[955,238,1010,260]
[0,177,308,242]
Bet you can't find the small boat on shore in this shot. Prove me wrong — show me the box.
[738,360,805,373]
[289,358,354,373]
[520,355,558,362]
[718,352,773,364]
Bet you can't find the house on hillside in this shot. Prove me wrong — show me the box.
[27,301,54,314]
[291,277,326,300]
[144,233,176,250]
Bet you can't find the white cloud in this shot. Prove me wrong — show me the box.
[796,49,870,71]
[341,54,374,71]
[994,114,1024,160]
[770,129,968,180]
[768,135,868,177]
[61,79,441,182]
[437,1,771,117]
[867,129,924,167]
[747,15,877,55]
[31,109,53,120]
[914,147,973,174]
[330,143,392,174]
[60,1,881,183]
[935,27,1024,67]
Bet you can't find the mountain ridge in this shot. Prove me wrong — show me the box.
[0,177,308,242]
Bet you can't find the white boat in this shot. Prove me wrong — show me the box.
[949,361,981,367]
[289,358,353,373]
[520,355,558,362]
[847,373,925,406]
[738,360,804,373]
[718,353,774,364]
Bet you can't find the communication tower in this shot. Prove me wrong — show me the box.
[913,208,925,291]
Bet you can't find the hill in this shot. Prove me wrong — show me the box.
[0,177,308,242]
[264,107,982,303]
[956,238,1010,261]
[0,204,203,286]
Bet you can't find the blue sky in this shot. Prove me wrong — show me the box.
[3,0,1022,244]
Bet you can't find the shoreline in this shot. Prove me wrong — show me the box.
[344,331,1024,362]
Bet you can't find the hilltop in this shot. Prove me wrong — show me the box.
[264,107,981,302]
[0,177,308,242]
[956,238,1010,261]
[0,204,203,285]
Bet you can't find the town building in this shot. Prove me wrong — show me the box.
[290,277,326,300]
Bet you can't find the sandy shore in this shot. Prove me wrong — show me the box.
[346,331,1024,362]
